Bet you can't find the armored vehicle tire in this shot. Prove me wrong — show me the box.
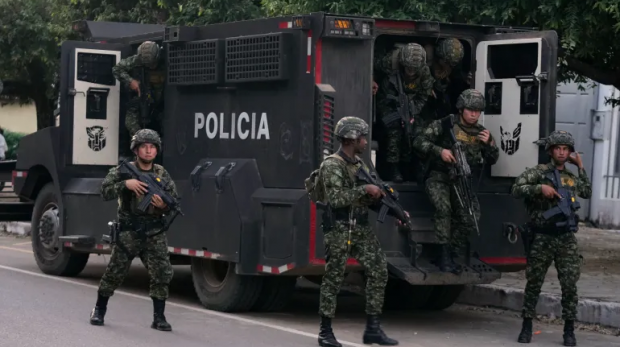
[191,257,263,312]
[31,183,89,277]
[421,285,465,311]
[251,276,297,312]
[384,279,434,310]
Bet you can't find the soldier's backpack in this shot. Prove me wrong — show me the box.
[304,153,355,204]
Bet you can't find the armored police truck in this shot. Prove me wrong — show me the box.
[2,12,557,312]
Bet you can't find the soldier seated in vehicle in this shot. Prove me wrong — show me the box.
[374,42,434,183]
[112,41,166,156]
[412,89,499,273]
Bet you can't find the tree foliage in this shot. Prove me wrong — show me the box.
[2,0,620,130]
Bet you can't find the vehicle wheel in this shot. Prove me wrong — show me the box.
[384,278,434,311]
[421,285,465,311]
[191,257,263,312]
[31,183,89,277]
[251,276,297,312]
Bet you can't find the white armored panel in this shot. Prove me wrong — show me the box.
[475,38,542,178]
[71,48,121,166]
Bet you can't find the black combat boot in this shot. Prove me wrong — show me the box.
[517,318,533,343]
[362,315,399,345]
[390,164,403,183]
[563,320,577,346]
[438,245,455,273]
[318,316,342,347]
[89,294,109,326]
[151,298,172,331]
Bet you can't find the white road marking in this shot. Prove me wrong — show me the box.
[0,263,386,347]
[12,241,32,246]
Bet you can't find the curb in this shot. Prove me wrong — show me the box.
[457,284,620,329]
[0,222,31,236]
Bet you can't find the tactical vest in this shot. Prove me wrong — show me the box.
[430,117,483,173]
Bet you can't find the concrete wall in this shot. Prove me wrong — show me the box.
[0,103,37,134]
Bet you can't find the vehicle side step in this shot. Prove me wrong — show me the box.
[387,256,501,286]
[58,235,97,247]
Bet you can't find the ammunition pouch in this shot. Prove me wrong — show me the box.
[381,112,402,128]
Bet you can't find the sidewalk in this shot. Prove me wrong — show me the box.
[458,225,620,329]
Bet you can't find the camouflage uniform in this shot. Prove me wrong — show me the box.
[375,43,434,182]
[412,89,499,272]
[315,117,397,347]
[513,130,591,346]
[90,129,177,332]
[418,38,468,131]
[112,41,165,136]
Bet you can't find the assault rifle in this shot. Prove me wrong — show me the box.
[118,160,184,236]
[355,165,414,231]
[382,72,414,147]
[441,115,480,235]
[395,72,414,141]
[542,169,581,232]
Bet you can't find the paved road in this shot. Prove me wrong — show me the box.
[0,236,617,347]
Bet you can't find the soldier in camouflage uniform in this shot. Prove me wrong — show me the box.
[314,117,398,347]
[375,43,434,182]
[418,38,471,130]
[112,41,165,137]
[412,89,499,272]
[89,129,177,332]
[512,130,591,346]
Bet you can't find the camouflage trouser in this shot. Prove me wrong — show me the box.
[425,172,480,250]
[319,223,388,318]
[98,230,173,300]
[125,106,164,136]
[522,232,581,320]
[385,128,411,164]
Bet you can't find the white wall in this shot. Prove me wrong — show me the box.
[589,85,620,228]
[0,103,37,134]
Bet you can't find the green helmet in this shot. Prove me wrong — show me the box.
[335,117,369,140]
[130,129,162,151]
[137,41,160,67]
[542,130,575,151]
[435,38,464,67]
[399,43,426,69]
[456,89,485,111]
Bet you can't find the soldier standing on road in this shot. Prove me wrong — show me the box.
[375,43,434,182]
[512,130,591,346]
[314,117,398,347]
[112,41,166,137]
[89,129,177,332]
[412,89,499,273]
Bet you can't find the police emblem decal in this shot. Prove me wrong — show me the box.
[86,126,106,151]
[500,123,521,155]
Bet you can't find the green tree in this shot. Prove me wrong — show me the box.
[262,0,620,91]
[0,0,75,130]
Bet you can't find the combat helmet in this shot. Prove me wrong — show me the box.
[130,129,162,151]
[435,38,464,67]
[456,89,485,111]
[542,130,575,151]
[399,43,426,69]
[137,41,160,67]
[335,117,369,140]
